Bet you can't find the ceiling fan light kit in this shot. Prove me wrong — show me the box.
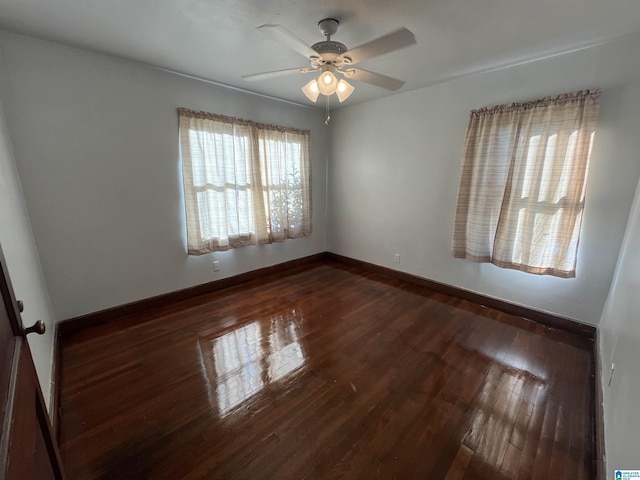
[244,18,416,105]
[302,73,354,103]
[301,64,354,102]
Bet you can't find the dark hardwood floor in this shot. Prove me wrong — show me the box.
[58,260,596,479]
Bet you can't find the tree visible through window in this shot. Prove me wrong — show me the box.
[452,90,601,278]
[178,109,312,255]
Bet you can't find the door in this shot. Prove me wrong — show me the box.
[0,243,65,479]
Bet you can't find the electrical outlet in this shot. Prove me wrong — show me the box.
[213,261,220,272]
[394,253,400,263]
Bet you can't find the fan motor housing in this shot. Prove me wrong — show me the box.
[311,41,348,56]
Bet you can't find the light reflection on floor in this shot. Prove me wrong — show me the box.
[464,364,547,474]
[459,336,548,475]
[197,308,306,416]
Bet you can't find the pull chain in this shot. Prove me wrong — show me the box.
[325,95,331,125]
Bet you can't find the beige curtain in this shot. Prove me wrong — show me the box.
[452,90,600,278]
[178,109,311,255]
[257,127,312,242]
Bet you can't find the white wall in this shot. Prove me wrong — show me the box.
[0,31,329,321]
[328,34,640,325]
[599,174,640,477]
[0,98,56,405]
[1,22,640,472]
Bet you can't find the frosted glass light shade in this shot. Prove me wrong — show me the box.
[301,79,320,102]
[317,70,338,95]
[336,79,355,102]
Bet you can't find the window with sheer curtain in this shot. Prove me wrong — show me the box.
[178,108,311,255]
[452,90,601,278]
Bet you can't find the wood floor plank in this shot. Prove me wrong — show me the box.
[58,262,596,479]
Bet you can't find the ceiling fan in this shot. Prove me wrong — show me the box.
[242,18,416,103]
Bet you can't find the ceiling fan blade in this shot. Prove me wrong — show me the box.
[257,24,319,59]
[339,28,416,65]
[341,68,405,90]
[242,67,314,82]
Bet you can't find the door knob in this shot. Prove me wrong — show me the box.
[25,320,45,336]
[17,300,24,312]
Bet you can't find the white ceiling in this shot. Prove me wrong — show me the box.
[1,0,640,108]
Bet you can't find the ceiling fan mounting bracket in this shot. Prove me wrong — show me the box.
[318,18,339,38]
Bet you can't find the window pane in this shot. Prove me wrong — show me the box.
[521,135,540,200]
[538,134,557,202]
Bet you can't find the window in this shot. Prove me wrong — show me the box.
[178,109,311,254]
[452,90,601,278]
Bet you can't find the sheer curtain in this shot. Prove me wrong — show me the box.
[178,109,311,255]
[452,90,600,278]
[257,127,312,242]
